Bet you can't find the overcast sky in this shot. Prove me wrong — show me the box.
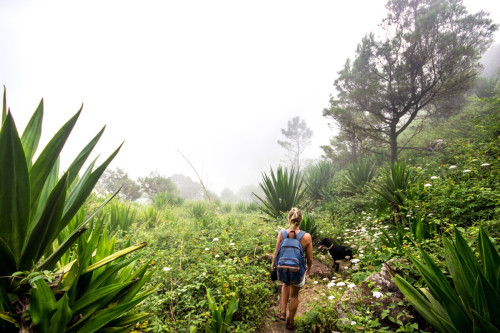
[1,0,499,194]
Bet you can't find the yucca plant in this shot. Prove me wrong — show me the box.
[371,161,420,224]
[205,288,239,333]
[141,205,162,229]
[343,158,377,194]
[254,167,306,220]
[106,200,138,233]
[393,226,500,333]
[0,90,155,332]
[304,161,336,203]
[381,215,436,249]
[300,212,319,239]
[152,190,183,209]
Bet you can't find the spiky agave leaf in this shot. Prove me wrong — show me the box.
[254,167,305,219]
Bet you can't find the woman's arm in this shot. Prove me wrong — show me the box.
[272,232,283,269]
[303,233,314,275]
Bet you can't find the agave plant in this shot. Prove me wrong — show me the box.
[106,200,138,233]
[205,288,239,333]
[304,161,335,203]
[254,167,305,220]
[371,161,420,224]
[343,158,377,194]
[0,90,155,332]
[299,212,319,239]
[393,226,500,332]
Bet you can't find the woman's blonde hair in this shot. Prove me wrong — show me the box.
[287,207,303,227]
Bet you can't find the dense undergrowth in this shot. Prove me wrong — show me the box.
[1,89,498,332]
[82,95,498,332]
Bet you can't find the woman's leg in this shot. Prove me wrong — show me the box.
[281,283,290,315]
[287,285,301,324]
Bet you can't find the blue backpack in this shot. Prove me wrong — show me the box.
[276,230,306,285]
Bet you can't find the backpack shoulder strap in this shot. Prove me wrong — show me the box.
[280,229,288,240]
[296,230,306,241]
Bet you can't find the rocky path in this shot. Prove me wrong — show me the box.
[260,260,333,332]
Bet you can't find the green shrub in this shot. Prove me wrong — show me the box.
[394,226,500,332]
[343,158,377,194]
[0,91,153,332]
[254,167,306,219]
[304,161,336,204]
[300,213,319,239]
[153,190,184,209]
[106,200,138,233]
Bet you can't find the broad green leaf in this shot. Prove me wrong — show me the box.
[58,260,80,293]
[31,279,57,332]
[20,99,43,169]
[393,274,449,332]
[224,295,239,325]
[443,236,475,308]
[73,284,159,333]
[59,143,122,231]
[85,255,140,293]
[476,271,500,328]
[19,173,68,270]
[0,312,18,326]
[453,226,481,276]
[71,282,132,314]
[0,237,16,279]
[83,242,147,274]
[37,189,119,271]
[471,309,500,333]
[420,288,450,322]
[410,251,472,331]
[28,159,59,239]
[120,268,154,304]
[105,312,150,329]
[66,126,105,187]
[29,109,81,210]
[478,225,500,289]
[473,276,489,323]
[48,293,72,333]
[0,112,30,267]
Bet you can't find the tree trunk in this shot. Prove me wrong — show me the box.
[390,127,398,164]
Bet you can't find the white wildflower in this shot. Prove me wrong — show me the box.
[348,283,356,289]
[449,165,457,169]
[373,291,384,299]
[205,248,210,251]
[314,281,319,284]
[351,258,360,263]
[351,321,356,325]
[337,282,346,287]
[163,267,171,272]
[215,254,220,258]
[328,295,335,300]
[481,163,490,167]
[327,282,335,288]
[213,238,219,242]
[230,242,235,246]
[430,176,438,179]
[424,183,432,187]
[463,169,471,173]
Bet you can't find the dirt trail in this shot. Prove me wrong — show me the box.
[261,260,333,333]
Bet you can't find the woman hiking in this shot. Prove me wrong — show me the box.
[272,207,313,331]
